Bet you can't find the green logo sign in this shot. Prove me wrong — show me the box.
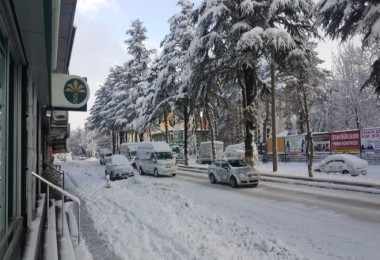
[64,79,87,104]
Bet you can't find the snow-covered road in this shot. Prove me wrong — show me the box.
[61,159,380,260]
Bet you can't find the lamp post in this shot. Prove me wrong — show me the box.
[200,111,203,142]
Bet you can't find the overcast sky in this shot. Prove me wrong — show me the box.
[68,0,336,131]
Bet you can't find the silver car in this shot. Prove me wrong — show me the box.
[207,158,260,188]
[105,155,135,181]
[314,154,368,176]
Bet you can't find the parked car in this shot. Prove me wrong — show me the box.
[99,148,112,165]
[314,154,368,176]
[207,158,260,188]
[175,154,185,164]
[105,154,135,181]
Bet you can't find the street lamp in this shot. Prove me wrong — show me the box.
[200,111,203,142]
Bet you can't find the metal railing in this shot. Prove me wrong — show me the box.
[42,162,64,190]
[31,171,81,244]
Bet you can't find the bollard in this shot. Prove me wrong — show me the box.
[105,174,111,188]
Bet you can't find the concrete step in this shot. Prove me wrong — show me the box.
[56,200,76,260]
[44,199,58,260]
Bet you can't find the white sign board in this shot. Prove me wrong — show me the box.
[51,73,90,109]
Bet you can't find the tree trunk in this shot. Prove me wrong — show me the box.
[243,67,256,167]
[112,131,116,154]
[302,87,314,178]
[263,97,270,162]
[271,53,278,172]
[164,112,169,143]
[205,102,216,162]
[183,104,189,166]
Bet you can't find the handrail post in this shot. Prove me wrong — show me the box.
[31,171,81,245]
[77,203,81,245]
[62,194,64,238]
[47,187,49,228]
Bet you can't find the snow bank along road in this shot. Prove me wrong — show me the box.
[61,159,380,260]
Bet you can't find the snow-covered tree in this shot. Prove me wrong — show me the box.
[285,42,327,177]
[137,0,195,164]
[314,0,380,94]
[89,65,126,134]
[185,0,317,166]
[67,127,87,155]
[324,43,380,131]
[115,19,155,140]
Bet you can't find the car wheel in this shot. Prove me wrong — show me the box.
[314,169,321,172]
[154,168,159,177]
[139,167,144,175]
[230,176,238,188]
[209,173,216,184]
[342,170,350,175]
[172,174,176,177]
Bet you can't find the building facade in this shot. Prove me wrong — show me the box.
[0,1,80,259]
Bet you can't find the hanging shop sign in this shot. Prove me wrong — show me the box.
[51,73,90,110]
[51,139,67,153]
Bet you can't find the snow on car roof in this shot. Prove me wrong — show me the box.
[200,141,223,144]
[138,141,172,152]
[225,143,245,151]
[111,154,131,165]
[324,154,368,167]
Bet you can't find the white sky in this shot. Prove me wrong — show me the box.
[68,0,338,131]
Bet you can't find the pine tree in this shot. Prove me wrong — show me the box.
[115,19,155,140]
[185,0,317,166]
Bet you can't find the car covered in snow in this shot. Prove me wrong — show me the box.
[207,158,260,188]
[314,154,368,176]
[105,154,135,181]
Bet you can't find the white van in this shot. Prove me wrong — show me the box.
[119,142,139,168]
[196,141,224,164]
[136,141,177,177]
[99,148,112,165]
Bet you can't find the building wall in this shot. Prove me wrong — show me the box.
[0,2,33,259]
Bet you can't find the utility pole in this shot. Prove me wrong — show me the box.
[271,53,278,172]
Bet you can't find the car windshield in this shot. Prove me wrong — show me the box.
[155,152,173,160]
[112,155,129,166]
[228,159,247,167]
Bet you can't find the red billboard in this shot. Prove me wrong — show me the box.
[330,130,360,153]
